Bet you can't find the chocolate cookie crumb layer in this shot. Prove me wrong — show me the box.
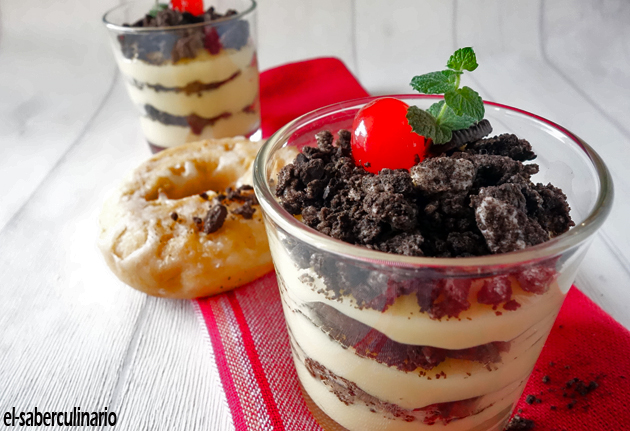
[304,357,486,425]
[466,133,536,162]
[129,70,241,95]
[117,7,250,64]
[127,7,237,29]
[285,232,555,315]
[144,104,236,134]
[276,127,573,258]
[303,301,510,371]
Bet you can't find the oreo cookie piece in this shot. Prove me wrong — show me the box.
[430,119,492,155]
[449,119,493,147]
[467,133,536,161]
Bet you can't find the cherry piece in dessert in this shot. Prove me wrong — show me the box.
[171,0,204,16]
[351,97,428,174]
[203,27,221,54]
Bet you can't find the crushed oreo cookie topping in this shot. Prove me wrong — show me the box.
[127,6,237,28]
[276,128,573,258]
[118,6,250,64]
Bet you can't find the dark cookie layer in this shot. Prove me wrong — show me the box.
[143,100,258,134]
[286,234,556,316]
[118,7,250,64]
[303,301,510,371]
[129,70,241,95]
[304,357,487,425]
[276,128,573,258]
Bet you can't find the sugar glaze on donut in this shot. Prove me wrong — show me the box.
[98,137,272,298]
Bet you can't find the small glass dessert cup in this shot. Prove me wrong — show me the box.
[253,96,613,431]
[103,0,260,152]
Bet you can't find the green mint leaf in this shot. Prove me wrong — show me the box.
[406,106,452,145]
[444,86,484,121]
[424,102,475,141]
[441,69,462,79]
[408,47,485,148]
[410,71,458,95]
[429,101,476,129]
[149,2,168,17]
[427,100,445,118]
[439,105,476,131]
[446,47,478,72]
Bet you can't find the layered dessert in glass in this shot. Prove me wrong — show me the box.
[253,96,613,431]
[103,0,260,152]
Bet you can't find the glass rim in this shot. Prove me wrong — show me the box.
[102,0,257,33]
[253,94,614,270]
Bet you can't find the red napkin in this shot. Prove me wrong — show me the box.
[258,58,369,138]
[196,58,630,430]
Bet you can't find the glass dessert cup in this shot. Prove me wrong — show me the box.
[253,96,613,431]
[103,0,260,152]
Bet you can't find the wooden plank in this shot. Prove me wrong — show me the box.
[257,0,355,73]
[354,0,456,94]
[0,0,121,231]
[541,0,630,141]
[109,299,234,431]
[576,237,630,328]
[0,81,148,419]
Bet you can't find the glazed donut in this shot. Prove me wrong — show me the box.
[98,137,272,299]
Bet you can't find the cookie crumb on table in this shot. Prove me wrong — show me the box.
[504,414,535,430]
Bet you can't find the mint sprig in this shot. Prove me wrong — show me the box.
[149,2,168,17]
[406,47,484,145]
[446,47,478,72]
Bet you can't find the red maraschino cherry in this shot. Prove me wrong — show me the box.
[351,97,428,174]
[171,0,204,16]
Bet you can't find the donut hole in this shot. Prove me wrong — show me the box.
[142,153,251,201]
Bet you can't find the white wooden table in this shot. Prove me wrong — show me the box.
[1,0,629,429]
